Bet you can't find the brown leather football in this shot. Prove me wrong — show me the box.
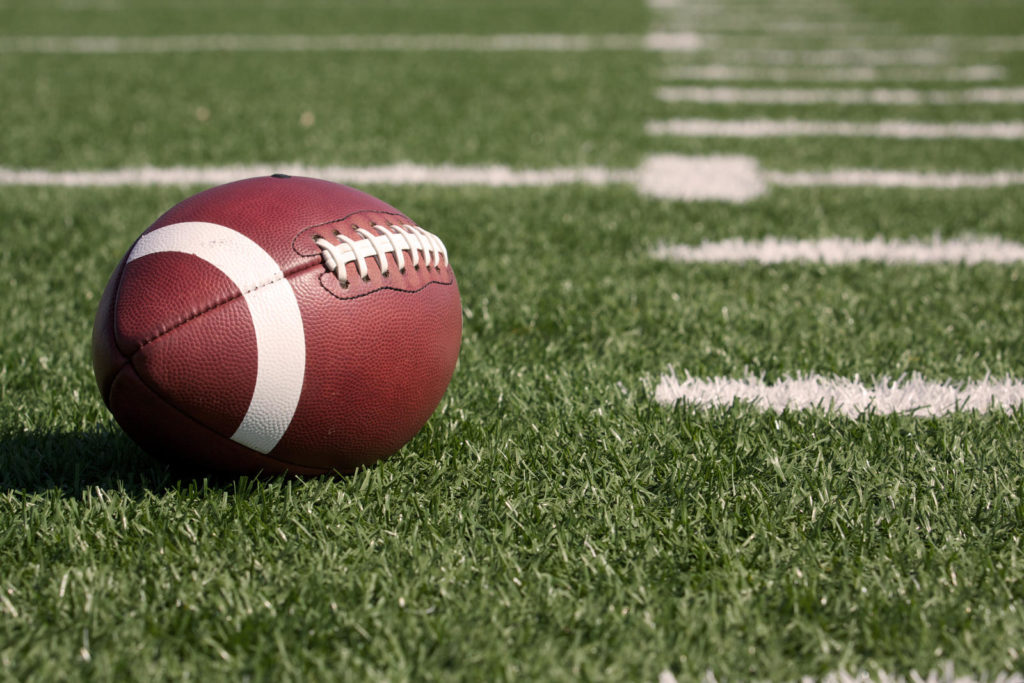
[93,175,462,475]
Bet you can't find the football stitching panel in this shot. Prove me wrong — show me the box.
[291,209,411,257]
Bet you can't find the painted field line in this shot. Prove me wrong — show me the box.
[11,33,1022,57]
[766,167,1024,189]
[650,235,1024,265]
[648,3,868,21]
[648,0,850,10]
[646,119,1024,139]
[0,163,635,189]
[658,19,892,36]
[634,155,766,202]
[753,20,894,34]
[659,65,1007,83]
[698,33,1024,53]
[660,664,1024,683]
[4,156,1024,202]
[654,371,1024,418]
[6,32,1023,56]
[0,157,764,202]
[687,47,955,66]
[656,86,1024,106]
[897,34,1024,53]
[0,32,704,53]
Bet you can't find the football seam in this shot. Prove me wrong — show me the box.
[115,361,343,475]
[123,258,323,354]
[121,260,455,355]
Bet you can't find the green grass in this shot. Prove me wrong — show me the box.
[3,0,1024,679]
[4,410,1023,680]
[0,51,651,169]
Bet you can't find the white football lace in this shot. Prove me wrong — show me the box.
[314,224,449,286]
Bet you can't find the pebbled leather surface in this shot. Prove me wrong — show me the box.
[93,175,462,474]
[131,285,259,440]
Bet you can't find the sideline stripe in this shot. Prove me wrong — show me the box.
[3,157,1024,201]
[766,168,1024,189]
[659,665,1024,683]
[654,371,1024,418]
[846,34,1024,52]
[656,18,895,36]
[648,0,851,10]
[0,163,634,188]
[646,118,1024,139]
[649,235,1024,265]
[6,32,1024,55]
[635,155,766,202]
[0,158,764,203]
[666,47,955,66]
[742,20,894,34]
[659,65,1007,83]
[0,32,704,53]
[695,32,1024,53]
[656,86,1024,105]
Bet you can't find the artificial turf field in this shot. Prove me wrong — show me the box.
[2,0,1024,680]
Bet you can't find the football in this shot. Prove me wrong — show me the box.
[92,175,462,475]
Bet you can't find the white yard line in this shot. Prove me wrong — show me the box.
[649,235,1024,265]
[698,33,1024,53]
[0,32,704,53]
[635,155,767,202]
[0,157,763,203]
[645,32,706,51]
[679,47,956,66]
[646,118,1024,139]
[766,168,1024,189]
[750,20,895,34]
[657,19,894,35]
[656,86,1024,105]
[0,163,635,188]
[658,65,1007,83]
[4,32,1024,55]
[850,34,1024,52]
[3,156,1024,202]
[647,0,851,10]
[654,371,1024,418]
[660,665,1024,683]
